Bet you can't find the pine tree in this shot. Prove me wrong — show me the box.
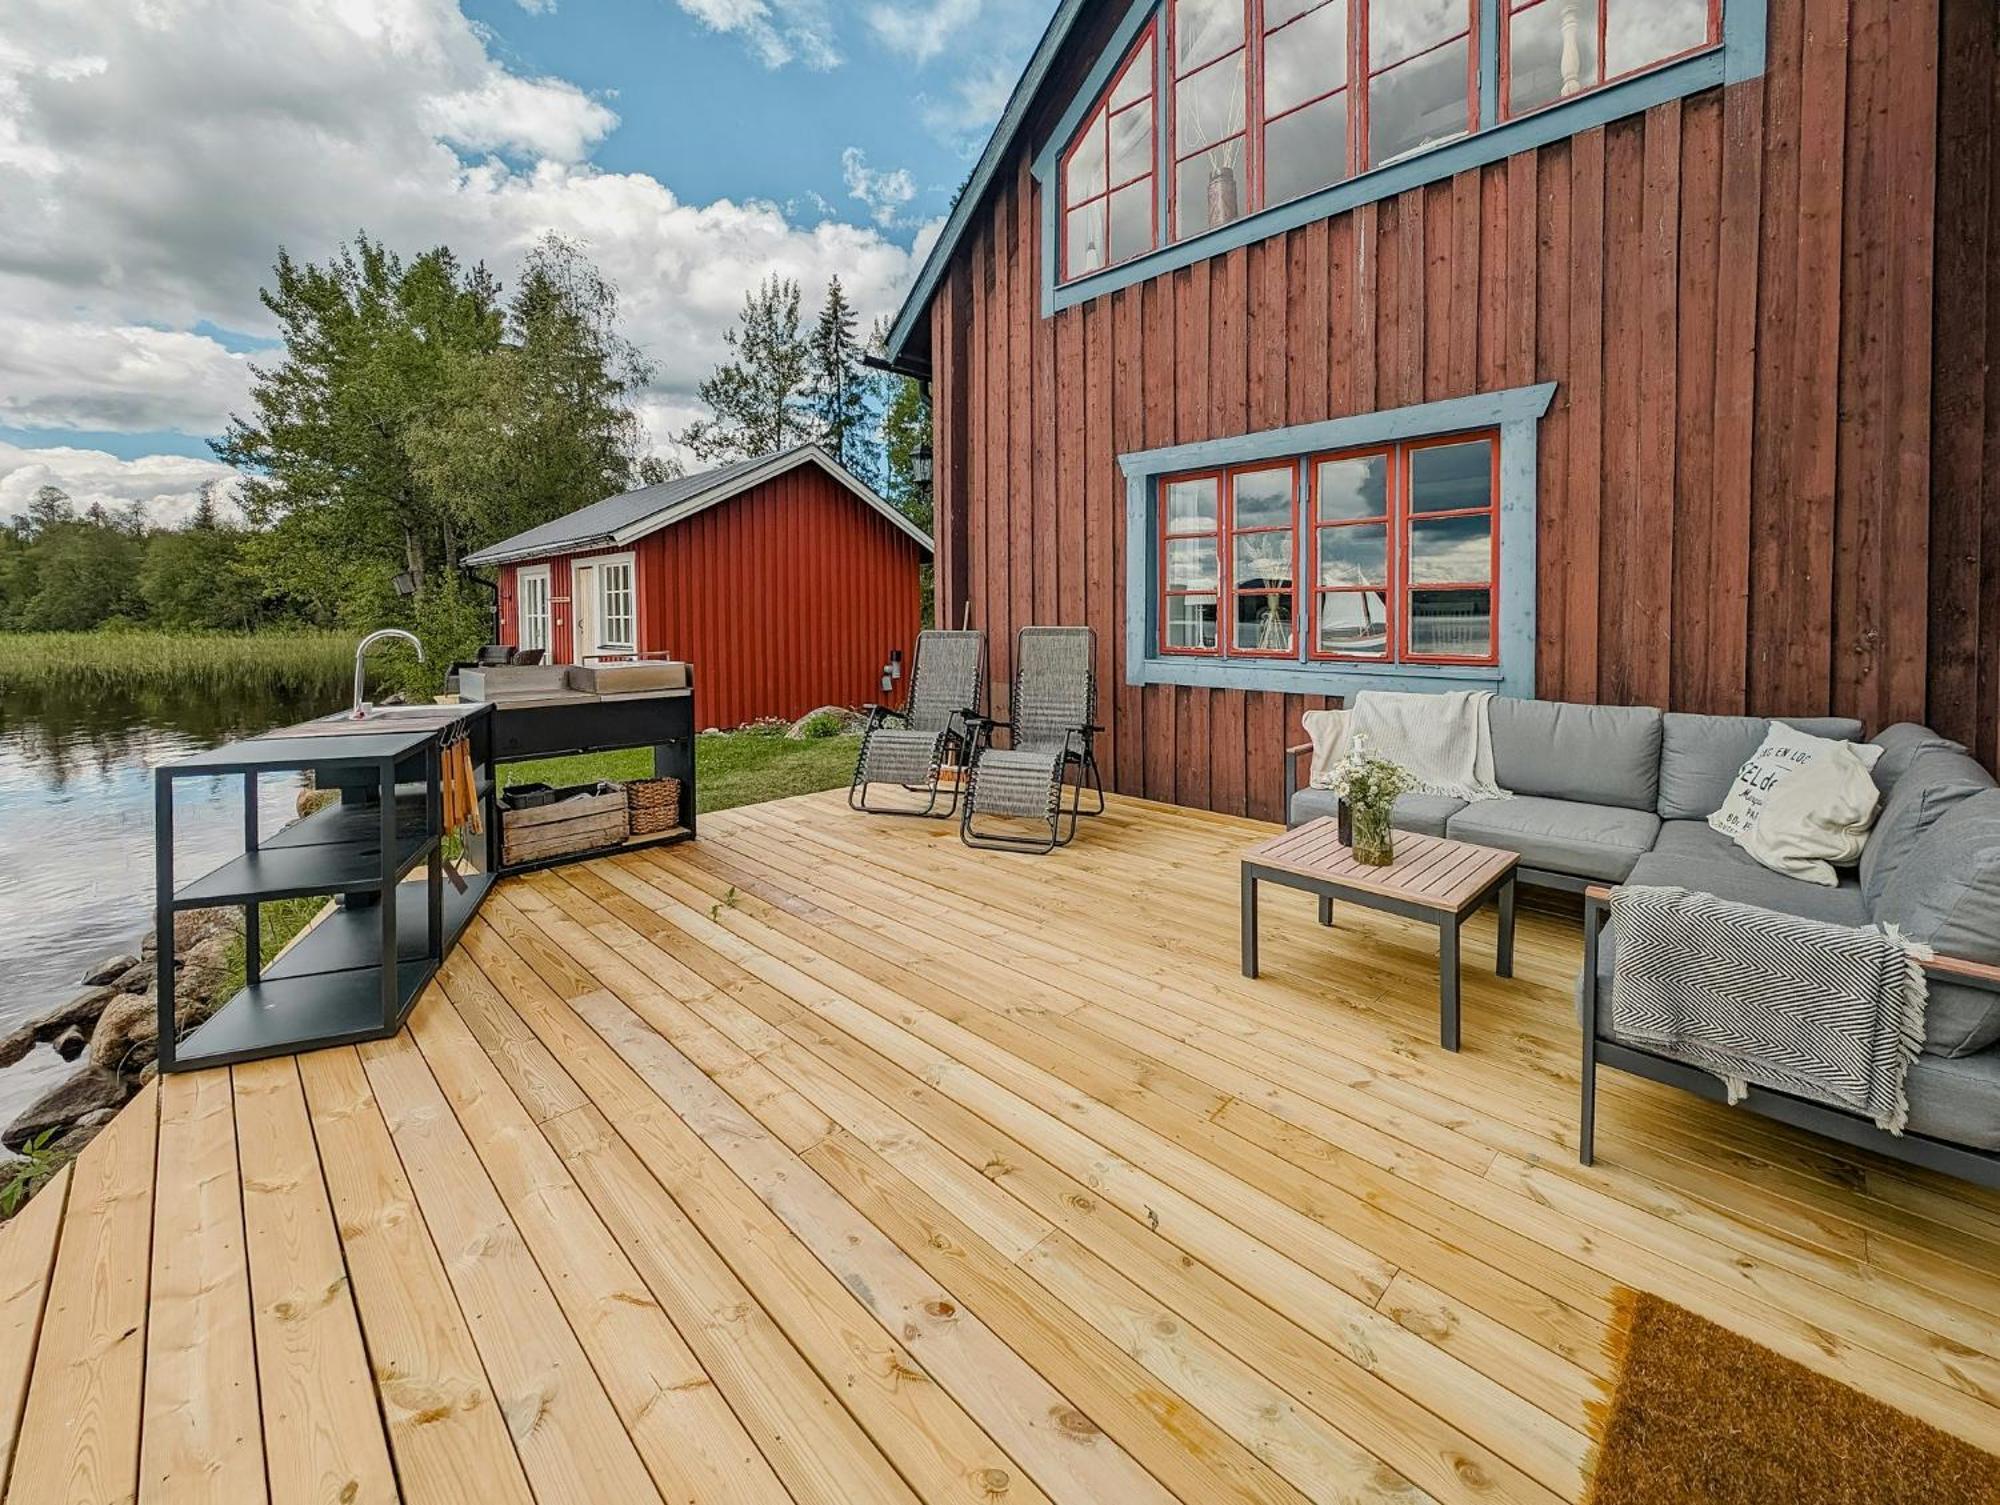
[677,275,812,463]
[806,276,873,479]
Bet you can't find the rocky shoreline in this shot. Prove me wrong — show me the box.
[0,906,244,1185]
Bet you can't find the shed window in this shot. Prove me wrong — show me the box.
[1504,0,1718,117]
[1161,430,1498,666]
[598,558,636,652]
[517,565,550,653]
[1062,24,1158,280]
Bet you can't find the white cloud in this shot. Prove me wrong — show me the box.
[0,440,242,527]
[0,0,928,462]
[840,146,917,228]
[865,0,983,65]
[669,0,839,71]
[0,317,251,434]
[916,57,1020,151]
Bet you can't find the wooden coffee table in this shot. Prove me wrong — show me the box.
[1240,818,1518,1051]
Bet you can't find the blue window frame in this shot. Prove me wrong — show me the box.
[1035,0,1766,315]
[1120,383,1556,697]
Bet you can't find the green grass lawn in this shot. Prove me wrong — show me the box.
[498,727,861,816]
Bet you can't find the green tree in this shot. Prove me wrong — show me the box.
[17,513,145,630]
[677,275,812,462]
[214,235,507,608]
[879,372,933,534]
[138,485,260,629]
[806,276,873,480]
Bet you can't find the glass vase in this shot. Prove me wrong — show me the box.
[1350,798,1395,866]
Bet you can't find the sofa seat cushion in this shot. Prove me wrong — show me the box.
[1446,797,1660,881]
[1582,980,2000,1152]
[1657,712,1865,821]
[1287,787,1466,837]
[1487,699,1663,812]
[1875,790,2000,1058]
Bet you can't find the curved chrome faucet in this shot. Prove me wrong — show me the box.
[352,628,426,718]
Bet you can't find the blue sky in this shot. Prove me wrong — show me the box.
[0,0,1050,520]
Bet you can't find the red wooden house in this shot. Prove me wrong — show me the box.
[879,0,2000,822]
[465,445,931,730]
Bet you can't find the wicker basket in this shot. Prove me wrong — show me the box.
[627,776,683,836]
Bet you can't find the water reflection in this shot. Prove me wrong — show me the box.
[0,670,344,1121]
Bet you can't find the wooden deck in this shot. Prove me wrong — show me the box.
[3,790,1998,1503]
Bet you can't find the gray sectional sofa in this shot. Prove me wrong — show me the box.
[1285,701,2000,1186]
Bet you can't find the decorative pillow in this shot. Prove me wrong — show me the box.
[1303,708,1351,789]
[1739,743,1882,887]
[1708,724,1883,842]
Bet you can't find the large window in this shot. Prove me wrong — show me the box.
[597,556,636,653]
[1503,0,1719,117]
[1052,0,1736,288]
[1061,24,1158,280]
[1162,430,1498,666]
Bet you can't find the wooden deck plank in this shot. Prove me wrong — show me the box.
[353,1025,666,1505]
[0,1163,71,1495]
[140,1069,267,1503]
[404,988,794,1505]
[298,1045,537,1505]
[233,1056,398,1505]
[6,1083,158,1505]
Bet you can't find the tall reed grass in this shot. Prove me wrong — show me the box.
[0,631,353,692]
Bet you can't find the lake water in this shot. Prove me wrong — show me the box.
[0,671,345,1123]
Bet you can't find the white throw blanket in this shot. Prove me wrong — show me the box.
[1321,689,1508,802]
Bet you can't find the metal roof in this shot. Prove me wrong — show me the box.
[462,444,933,568]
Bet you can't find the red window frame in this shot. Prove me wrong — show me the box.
[1168,0,1478,243]
[1398,432,1500,666]
[1060,23,1159,284]
[1225,463,1300,658]
[1306,444,1397,663]
[1499,0,1724,121]
[1158,471,1224,656]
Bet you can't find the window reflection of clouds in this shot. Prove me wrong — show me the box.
[1409,514,1493,583]
[1316,455,1389,520]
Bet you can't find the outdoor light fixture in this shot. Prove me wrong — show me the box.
[392,570,418,598]
[912,443,933,486]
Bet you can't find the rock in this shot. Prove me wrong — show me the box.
[51,1119,104,1160]
[175,935,233,1012]
[173,907,240,954]
[81,952,140,987]
[74,1107,118,1130]
[4,1068,132,1153]
[0,1025,37,1069]
[87,993,161,1074]
[111,957,156,994]
[786,705,861,739]
[27,985,114,1037]
[51,1027,86,1062]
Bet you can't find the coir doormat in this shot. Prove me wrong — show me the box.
[1588,1290,2000,1505]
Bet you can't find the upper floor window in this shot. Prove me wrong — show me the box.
[1170,0,1477,242]
[1162,430,1499,666]
[1062,24,1159,281]
[1503,0,1719,116]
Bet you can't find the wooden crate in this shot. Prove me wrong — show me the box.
[501,786,629,867]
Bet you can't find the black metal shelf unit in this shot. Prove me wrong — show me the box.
[491,677,698,874]
[154,707,498,1073]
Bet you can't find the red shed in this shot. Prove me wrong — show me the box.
[466,445,931,729]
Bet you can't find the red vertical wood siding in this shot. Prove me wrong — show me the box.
[493,465,924,730]
[928,0,1994,819]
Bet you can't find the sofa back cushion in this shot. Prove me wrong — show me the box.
[1868,723,1967,799]
[1488,699,1662,812]
[1859,747,1995,908]
[1656,713,1865,820]
[1875,791,2000,1057]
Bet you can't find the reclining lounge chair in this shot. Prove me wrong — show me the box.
[849,629,984,818]
[961,626,1104,853]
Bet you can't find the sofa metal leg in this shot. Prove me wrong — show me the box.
[1317,894,1334,927]
[1580,893,1603,1166]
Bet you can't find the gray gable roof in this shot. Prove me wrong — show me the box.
[463,444,932,568]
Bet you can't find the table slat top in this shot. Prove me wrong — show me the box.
[1242,819,1517,914]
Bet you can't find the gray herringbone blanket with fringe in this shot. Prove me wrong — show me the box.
[1608,885,1931,1133]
